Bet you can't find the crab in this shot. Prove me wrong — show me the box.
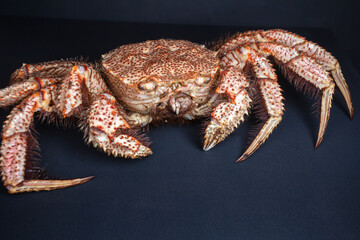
[0,29,353,194]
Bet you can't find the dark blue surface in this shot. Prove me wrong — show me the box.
[0,17,359,239]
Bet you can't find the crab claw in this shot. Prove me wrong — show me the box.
[203,90,251,151]
[89,93,152,159]
[114,135,152,158]
[203,65,251,151]
[90,129,152,158]
[203,119,227,151]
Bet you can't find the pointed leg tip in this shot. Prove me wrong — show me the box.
[235,154,248,163]
[7,176,95,194]
[78,176,95,184]
[315,139,322,149]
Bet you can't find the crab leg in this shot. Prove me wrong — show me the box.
[260,43,335,147]
[58,65,109,117]
[1,90,92,193]
[10,61,76,84]
[237,47,284,161]
[52,65,146,157]
[262,29,353,119]
[0,74,63,108]
[203,65,251,150]
[0,80,39,107]
[5,178,94,194]
[88,93,152,158]
[1,63,113,193]
[220,29,353,119]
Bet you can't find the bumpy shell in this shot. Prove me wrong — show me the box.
[101,39,219,87]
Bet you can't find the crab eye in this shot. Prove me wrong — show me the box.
[195,75,211,85]
[138,79,158,92]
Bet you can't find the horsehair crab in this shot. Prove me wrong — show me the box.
[0,29,353,194]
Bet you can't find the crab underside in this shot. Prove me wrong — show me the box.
[0,29,353,193]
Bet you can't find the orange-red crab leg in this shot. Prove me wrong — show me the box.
[236,47,284,161]
[0,76,60,108]
[203,65,251,151]
[88,93,152,158]
[1,90,92,193]
[58,65,109,117]
[9,61,75,85]
[262,29,353,119]
[0,80,39,107]
[1,62,110,193]
[220,29,353,119]
[259,42,335,148]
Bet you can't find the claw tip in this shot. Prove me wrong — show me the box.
[203,139,216,151]
[203,145,212,151]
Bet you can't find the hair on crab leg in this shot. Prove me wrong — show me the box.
[235,47,284,162]
[261,29,353,119]
[0,80,39,107]
[258,42,339,148]
[1,84,95,193]
[220,29,353,120]
[236,116,282,162]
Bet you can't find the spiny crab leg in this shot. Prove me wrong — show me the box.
[0,80,39,107]
[1,90,92,193]
[56,64,112,117]
[220,29,353,119]
[238,117,282,162]
[262,29,353,119]
[316,83,335,148]
[236,47,284,162]
[6,178,94,194]
[10,61,79,85]
[260,42,336,147]
[1,62,145,193]
[330,65,352,119]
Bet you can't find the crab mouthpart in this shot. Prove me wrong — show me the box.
[168,93,192,115]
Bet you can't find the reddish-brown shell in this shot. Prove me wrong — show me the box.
[101,39,219,87]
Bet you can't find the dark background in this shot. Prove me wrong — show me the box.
[0,1,359,239]
[1,0,360,71]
